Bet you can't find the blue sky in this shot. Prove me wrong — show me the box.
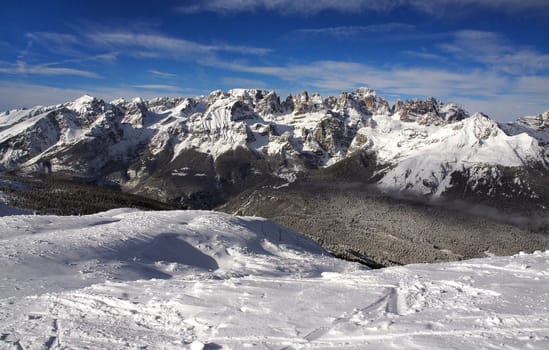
[1,0,548,120]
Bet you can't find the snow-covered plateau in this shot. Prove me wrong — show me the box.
[1,88,548,208]
[1,208,548,349]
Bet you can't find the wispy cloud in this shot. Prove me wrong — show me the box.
[177,0,549,15]
[458,93,548,121]
[440,30,549,74]
[89,32,271,57]
[0,82,89,110]
[38,52,119,68]
[0,81,206,111]
[209,59,506,96]
[0,40,12,49]
[132,84,182,91]
[1,60,547,120]
[515,76,549,96]
[148,69,177,78]
[21,31,119,69]
[291,23,417,38]
[177,0,393,15]
[24,32,86,58]
[402,50,448,61]
[220,77,267,88]
[405,0,549,15]
[6,23,548,121]
[0,61,100,78]
[23,29,270,69]
[26,32,79,47]
[205,57,548,119]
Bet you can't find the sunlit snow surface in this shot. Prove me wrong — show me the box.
[1,209,548,349]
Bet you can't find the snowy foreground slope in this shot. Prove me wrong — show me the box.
[1,210,549,349]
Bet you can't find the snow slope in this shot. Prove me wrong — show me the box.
[371,112,545,196]
[1,210,548,349]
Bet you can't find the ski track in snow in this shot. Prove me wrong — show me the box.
[0,209,549,349]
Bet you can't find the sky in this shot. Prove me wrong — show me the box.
[0,0,548,120]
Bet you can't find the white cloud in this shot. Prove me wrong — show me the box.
[20,31,119,69]
[0,81,206,111]
[41,52,119,68]
[21,30,270,71]
[0,61,100,78]
[211,59,500,96]
[177,0,549,15]
[26,32,79,46]
[220,77,267,88]
[515,76,549,96]
[24,32,87,59]
[177,0,393,15]
[0,61,547,120]
[403,0,549,16]
[0,82,89,110]
[440,30,549,75]
[132,84,182,91]
[459,96,548,121]
[291,23,417,38]
[89,32,271,58]
[402,50,447,61]
[290,26,549,76]
[205,58,548,120]
[148,69,177,78]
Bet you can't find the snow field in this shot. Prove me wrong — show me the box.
[0,209,548,349]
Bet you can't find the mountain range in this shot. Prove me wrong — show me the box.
[1,88,547,211]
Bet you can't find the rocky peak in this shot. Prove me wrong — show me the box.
[119,97,148,127]
[229,89,267,105]
[394,97,467,125]
[395,98,437,122]
[470,112,499,140]
[72,94,95,105]
[336,91,352,108]
[517,111,549,130]
[282,94,295,113]
[65,95,105,116]
[146,97,185,112]
[354,87,377,98]
[177,98,205,117]
[353,89,391,115]
[229,100,257,121]
[333,91,366,116]
[293,91,320,115]
[323,95,337,110]
[207,90,228,104]
[440,103,468,122]
[255,91,284,116]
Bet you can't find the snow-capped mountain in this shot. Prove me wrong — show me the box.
[1,208,548,349]
[0,88,547,207]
